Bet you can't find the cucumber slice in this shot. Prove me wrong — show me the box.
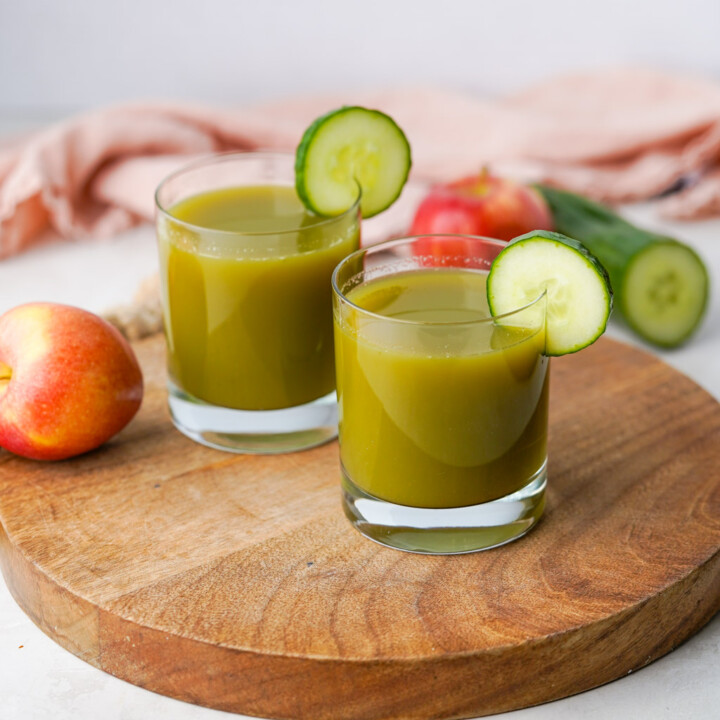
[487,230,613,356]
[622,241,708,348]
[295,106,411,218]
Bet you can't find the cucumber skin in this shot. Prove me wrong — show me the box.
[294,106,412,219]
[536,185,710,348]
[500,230,613,356]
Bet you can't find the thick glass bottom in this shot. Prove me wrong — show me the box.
[342,462,547,554]
[167,380,338,454]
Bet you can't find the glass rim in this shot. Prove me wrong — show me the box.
[331,234,547,327]
[154,150,362,237]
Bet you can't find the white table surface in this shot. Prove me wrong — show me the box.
[0,186,719,718]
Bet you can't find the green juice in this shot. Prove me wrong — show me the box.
[157,185,359,410]
[335,269,549,509]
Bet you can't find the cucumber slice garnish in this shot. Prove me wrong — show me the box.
[487,230,613,356]
[295,106,411,218]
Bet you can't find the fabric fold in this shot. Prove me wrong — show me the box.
[2,68,720,259]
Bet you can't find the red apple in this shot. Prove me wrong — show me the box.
[410,171,554,242]
[0,303,143,461]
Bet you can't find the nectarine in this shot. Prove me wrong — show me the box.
[0,303,143,461]
[410,171,553,241]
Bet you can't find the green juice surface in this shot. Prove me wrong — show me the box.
[158,185,359,410]
[335,269,549,509]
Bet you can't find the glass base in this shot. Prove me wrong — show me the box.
[167,380,338,454]
[342,462,547,554]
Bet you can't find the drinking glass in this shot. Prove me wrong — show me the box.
[332,235,548,553]
[156,152,360,453]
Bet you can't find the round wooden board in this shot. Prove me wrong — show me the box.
[1,335,719,720]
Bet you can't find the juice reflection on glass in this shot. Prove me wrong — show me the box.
[333,236,548,554]
[155,153,360,454]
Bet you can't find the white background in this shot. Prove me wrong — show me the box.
[1,2,720,720]
[0,0,719,117]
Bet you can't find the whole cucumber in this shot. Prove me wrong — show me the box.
[536,185,709,348]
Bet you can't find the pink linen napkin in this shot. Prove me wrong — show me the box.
[2,68,720,260]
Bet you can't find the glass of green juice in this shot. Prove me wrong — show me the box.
[155,152,360,453]
[332,235,549,553]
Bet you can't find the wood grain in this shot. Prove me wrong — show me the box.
[0,335,719,720]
